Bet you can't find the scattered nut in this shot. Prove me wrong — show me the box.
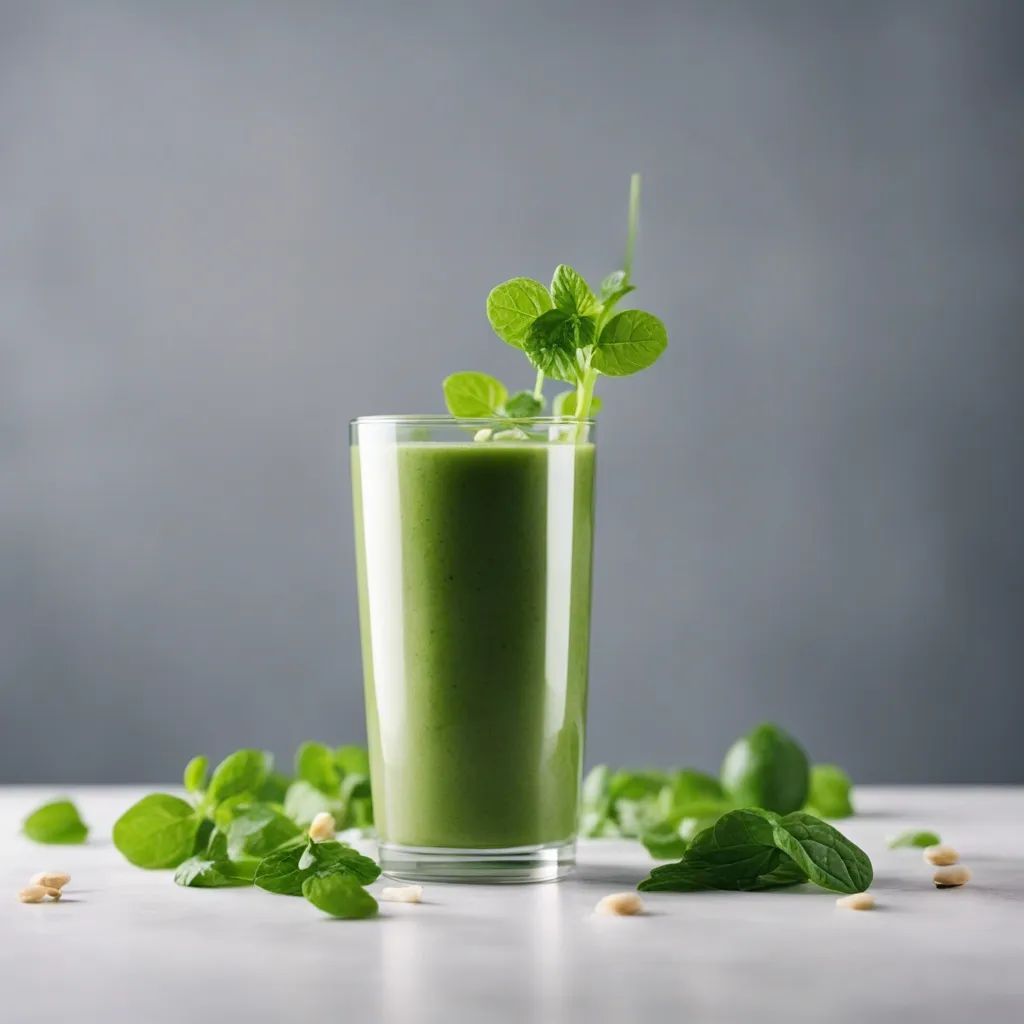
[308,812,336,843]
[380,885,424,904]
[473,428,493,443]
[933,865,972,888]
[17,886,61,904]
[836,892,875,911]
[29,872,71,890]
[594,892,645,916]
[923,845,959,867]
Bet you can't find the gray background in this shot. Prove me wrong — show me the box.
[2,0,1022,784]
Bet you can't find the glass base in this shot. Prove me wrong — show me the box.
[378,840,576,884]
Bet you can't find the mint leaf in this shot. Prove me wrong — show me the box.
[303,873,378,919]
[255,840,380,896]
[295,741,342,796]
[552,391,603,417]
[284,780,339,827]
[183,755,209,795]
[769,811,873,894]
[22,799,89,845]
[443,371,509,418]
[592,309,667,376]
[486,278,553,349]
[888,829,941,849]
[524,310,586,383]
[551,265,598,316]
[804,764,854,819]
[113,794,200,869]
[226,804,303,859]
[505,390,544,418]
[600,270,627,298]
[207,750,269,805]
[334,746,370,777]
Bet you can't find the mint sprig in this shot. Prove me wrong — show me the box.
[444,173,667,425]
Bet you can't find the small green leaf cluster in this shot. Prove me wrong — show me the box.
[104,742,377,919]
[21,799,89,844]
[580,722,856,860]
[443,174,664,425]
[637,808,873,895]
[888,829,942,849]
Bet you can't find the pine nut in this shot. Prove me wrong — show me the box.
[923,845,959,866]
[594,892,645,916]
[17,886,61,904]
[933,865,972,888]
[835,892,875,910]
[308,812,336,843]
[473,429,493,442]
[29,872,71,890]
[380,885,423,904]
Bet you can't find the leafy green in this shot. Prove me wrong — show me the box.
[302,873,378,919]
[769,812,873,894]
[721,723,809,815]
[254,839,380,897]
[174,831,257,888]
[804,764,854,819]
[551,264,598,317]
[641,826,689,861]
[442,372,509,418]
[113,794,200,869]
[284,780,338,827]
[207,750,269,806]
[225,804,303,860]
[505,390,544,418]
[524,309,590,382]
[22,799,89,845]
[592,310,667,376]
[334,746,370,777]
[183,756,209,795]
[486,278,553,349]
[888,829,942,849]
[552,391,603,417]
[295,741,342,796]
[257,771,293,804]
[637,809,870,896]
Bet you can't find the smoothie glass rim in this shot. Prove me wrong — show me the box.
[350,414,597,427]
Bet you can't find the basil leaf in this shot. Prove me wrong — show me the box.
[804,764,854,819]
[770,811,873,894]
[207,750,269,805]
[226,804,303,859]
[284,780,339,827]
[255,840,380,896]
[888,829,941,849]
[22,799,89,845]
[551,391,603,417]
[113,794,200,869]
[334,746,370,778]
[592,309,667,376]
[505,390,544,418]
[295,741,342,796]
[302,873,378,919]
[551,265,598,316]
[183,756,209,795]
[486,277,553,349]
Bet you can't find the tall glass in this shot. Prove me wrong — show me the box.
[350,416,597,882]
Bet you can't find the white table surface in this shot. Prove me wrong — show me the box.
[1,786,1022,1023]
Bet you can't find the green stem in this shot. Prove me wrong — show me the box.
[533,368,545,402]
[576,367,598,422]
[623,172,641,283]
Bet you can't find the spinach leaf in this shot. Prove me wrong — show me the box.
[174,832,257,888]
[22,799,89,845]
[804,764,854,819]
[226,804,303,859]
[721,723,809,815]
[183,755,209,795]
[769,811,872,894]
[284,780,339,827]
[592,310,667,376]
[295,741,342,796]
[255,840,380,896]
[207,750,270,805]
[641,826,689,861]
[442,372,509,418]
[113,794,200,869]
[888,829,941,849]
[302,873,378,919]
[486,277,553,349]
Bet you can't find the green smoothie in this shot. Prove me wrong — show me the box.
[352,439,596,850]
